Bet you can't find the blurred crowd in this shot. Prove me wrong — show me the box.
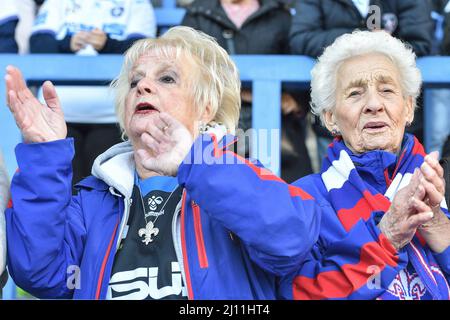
[1,0,449,184]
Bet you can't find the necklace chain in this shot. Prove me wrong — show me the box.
[136,183,178,245]
[137,183,178,225]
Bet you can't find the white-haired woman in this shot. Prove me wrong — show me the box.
[4,26,319,299]
[279,30,450,300]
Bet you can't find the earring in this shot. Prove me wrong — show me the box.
[199,122,207,134]
[121,131,128,141]
[406,121,412,127]
[331,128,341,137]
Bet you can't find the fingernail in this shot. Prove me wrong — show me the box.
[429,151,439,159]
[421,163,432,175]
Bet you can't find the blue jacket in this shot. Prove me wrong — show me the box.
[6,134,320,299]
[278,142,450,300]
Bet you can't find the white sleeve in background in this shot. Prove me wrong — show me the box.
[352,0,370,18]
[0,153,10,276]
[0,0,18,22]
[15,0,37,54]
[31,0,66,38]
[125,0,157,39]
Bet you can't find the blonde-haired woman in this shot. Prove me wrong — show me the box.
[4,26,319,299]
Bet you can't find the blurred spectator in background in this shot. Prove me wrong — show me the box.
[182,0,313,182]
[443,135,450,159]
[290,0,434,168]
[29,0,157,189]
[151,0,194,6]
[443,0,450,53]
[0,152,9,298]
[429,0,448,54]
[15,0,43,54]
[0,0,19,53]
[0,0,44,54]
[428,0,450,156]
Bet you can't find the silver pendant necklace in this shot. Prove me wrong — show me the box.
[137,183,178,245]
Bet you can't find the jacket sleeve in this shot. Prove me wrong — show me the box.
[0,152,9,278]
[395,0,433,57]
[101,0,156,53]
[282,213,409,300]
[177,134,321,277]
[29,33,72,53]
[5,139,87,299]
[99,36,140,54]
[431,207,450,282]
[289,0,354,57]
[29,0,68,53]
[123,0,156,39]
[0,18,18,53]
[433,246,450,282]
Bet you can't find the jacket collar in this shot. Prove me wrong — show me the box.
[335,134,414,193]
[78,140,135,198]
[76,134,238,197]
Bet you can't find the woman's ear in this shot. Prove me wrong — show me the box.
[323,110,337,133]
[200,103,215,124]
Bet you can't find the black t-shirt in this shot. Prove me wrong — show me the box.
[107,175,187,300]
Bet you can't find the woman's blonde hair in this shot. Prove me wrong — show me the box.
[111,26,241,135]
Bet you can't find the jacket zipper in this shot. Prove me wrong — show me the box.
[95,218,119,300]
[180,191,194,299]
[172,190,188,298]
[95,190,131,299]
[191,201,209,269]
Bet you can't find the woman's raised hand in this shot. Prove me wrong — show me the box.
[136,112,193,177]
[5,65,67,143]
[378,168,434,250]
[418,151,450,253]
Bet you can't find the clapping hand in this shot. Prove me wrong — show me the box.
[5,65,67,143]
[378,168,434,250]
[418,151,450,253]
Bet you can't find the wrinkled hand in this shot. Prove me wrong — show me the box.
[5,66,67,143]
[87,29,107,51]
[136,112,193,177]
[70,31,89,52]
[378,168,434,250]
[418,151,450,253]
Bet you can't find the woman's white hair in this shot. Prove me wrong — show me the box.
[310,30,422,125]
[111,26,241,135]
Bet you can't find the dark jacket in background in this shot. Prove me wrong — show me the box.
[182,0,291,54]
[442,2,450,54]
[290,0,434,58]
[0,18,18,53]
